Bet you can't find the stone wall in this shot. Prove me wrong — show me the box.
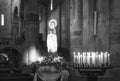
[0,0,11,38]
[0,0,120,79]
[70,0,83,58]
[69,0,120,81]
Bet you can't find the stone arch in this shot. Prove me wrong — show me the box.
[12,7,19,37]
[13,7,19,22]
[0,47,22,68]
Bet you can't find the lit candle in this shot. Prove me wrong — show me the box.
[81,53,83,65]
[80,53,83,65]
[73,52,76,63]
[77,52,79,65]
[98,53,101,66]
[108,53,110,65]
[87,52,90,66]
[92,52,95,66]
[76,53,78,67]
[90,52,92,67]
[104,52,107,66]
[83,52,85,65]
[82,52,83,65]
[101,52,103,65]
[96,52,99,67]
[78,52,80,65]
[85,52,87,66]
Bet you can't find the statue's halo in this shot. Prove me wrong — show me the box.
[48,19,57,29]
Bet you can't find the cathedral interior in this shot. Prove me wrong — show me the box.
[0,0,120,81]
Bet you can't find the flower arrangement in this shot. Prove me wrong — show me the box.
[31,54,68,72]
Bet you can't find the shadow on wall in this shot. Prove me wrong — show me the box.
[58,48,70,62]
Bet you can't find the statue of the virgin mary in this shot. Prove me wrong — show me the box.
[47,19,57,53]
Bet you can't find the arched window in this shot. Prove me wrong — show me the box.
[1,14,4,26]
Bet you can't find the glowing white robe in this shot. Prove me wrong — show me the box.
[47,32,57,53]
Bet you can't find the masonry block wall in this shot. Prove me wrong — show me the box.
[0,0,11,38]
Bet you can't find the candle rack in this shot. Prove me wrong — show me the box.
[73,64,112,76]
[73,52,112,81]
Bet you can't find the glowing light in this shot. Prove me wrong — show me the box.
[24,50,29,65]
[37,56,46,63]
[73,52,111,67]
[48,19,57,29]
[29,46,40,63]
[47,19,57,53]
[24,46,40,65]
[53,56,63,62]
[1,14,4,26]
[47,32,57,53]
[50,0,53,10]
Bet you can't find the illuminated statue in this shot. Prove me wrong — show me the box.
[47,19,57,53]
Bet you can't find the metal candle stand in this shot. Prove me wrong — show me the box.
[73,52,112,81]
[73,64,112,81]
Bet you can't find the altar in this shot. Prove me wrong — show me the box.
[31,19,69,81]
[33,70,69,81]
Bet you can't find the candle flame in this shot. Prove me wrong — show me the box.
[73,51,111,67]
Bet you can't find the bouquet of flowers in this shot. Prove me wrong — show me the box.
[31,54,68,72]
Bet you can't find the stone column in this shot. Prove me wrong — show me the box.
[87,0,96,51]
[83,0,89,51]
[96,0,110,51]
[110,0,120,67]
[70,0,83,61]
[82,0,97,51]
[24,0,39,47]
[39,5,47,41]
[61,0,70,49]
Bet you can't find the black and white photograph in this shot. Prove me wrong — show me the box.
[0,0,119,81]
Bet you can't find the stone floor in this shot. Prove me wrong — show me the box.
[0,73,33,81]
[0,67,119,81]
